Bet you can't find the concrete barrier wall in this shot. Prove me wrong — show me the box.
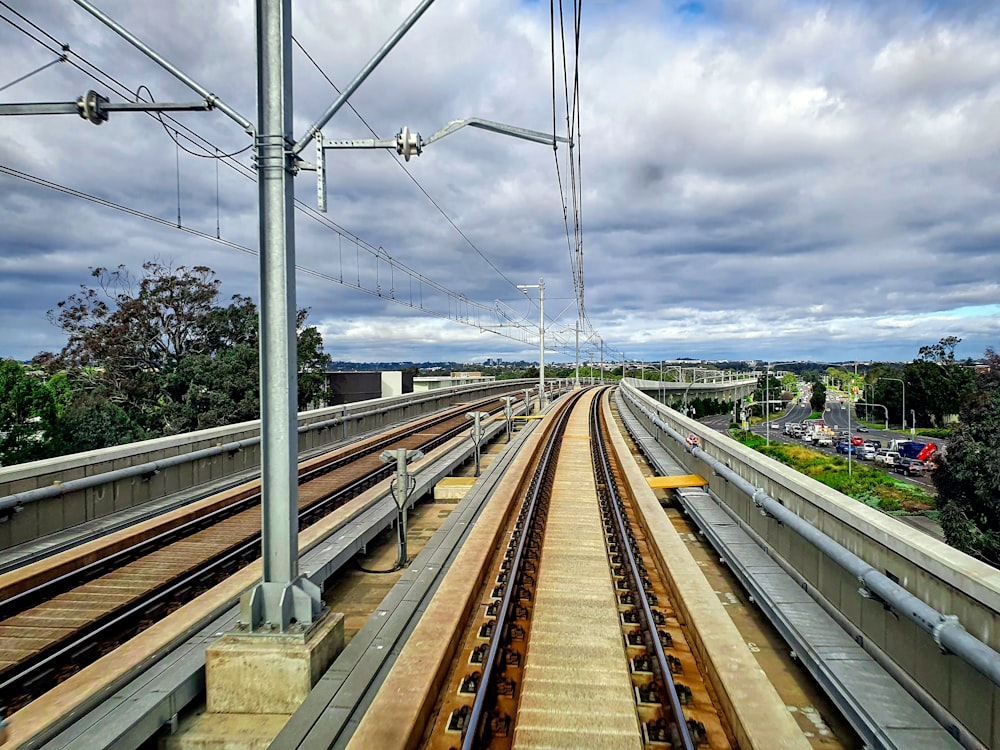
[620,382,1000,748]
[0,379,542,550]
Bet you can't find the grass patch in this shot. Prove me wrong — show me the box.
[730,429,935,512]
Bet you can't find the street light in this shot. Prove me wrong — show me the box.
[761,361,818,446]
[880,377,906,431]
[682,371,720,418]
[847,385,853,476]
[517,280,545,410]
[763,363,796,447]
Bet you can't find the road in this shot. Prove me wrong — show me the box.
[697,399,944,540]
[696,394,943,495]
[747,397,941,493]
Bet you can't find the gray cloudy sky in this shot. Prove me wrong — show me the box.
[2,0,999,366]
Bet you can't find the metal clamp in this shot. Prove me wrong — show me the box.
[932,614,963,652]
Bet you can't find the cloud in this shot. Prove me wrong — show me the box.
[1,0,998,366]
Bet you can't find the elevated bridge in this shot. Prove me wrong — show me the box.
[1,381,997,750]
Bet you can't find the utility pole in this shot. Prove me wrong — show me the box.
[240,0,321,633]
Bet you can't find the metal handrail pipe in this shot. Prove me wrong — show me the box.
[622,387,1000,689]
[0,438,252,513]
[1,380,537,513]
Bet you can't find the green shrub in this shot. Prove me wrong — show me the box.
[878,497,904,512]
[729,428,935,511]
[914,428,952,439]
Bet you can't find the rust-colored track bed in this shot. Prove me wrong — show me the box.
[0,393,512,713]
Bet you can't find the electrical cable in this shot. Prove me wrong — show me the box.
[291,34,529,301]
[1,6,590,356]
[0,164,547,346]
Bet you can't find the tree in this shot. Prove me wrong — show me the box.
[162,346,260,431]
[906,336,976,426]
[810,381,827,412]
[918,335,962,364]
[0,360,57,465]
[46,394,145,454]
[934,348,1000,567]
[869,340,976,428]
[46,261,228,429]
[752,372,780,405]
[41,260,332,443]
[296,310,331,410]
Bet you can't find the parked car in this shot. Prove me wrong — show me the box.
[855,425,870,432]
[895,458,926,476]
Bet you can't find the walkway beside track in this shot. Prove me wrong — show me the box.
[512,390,641,748]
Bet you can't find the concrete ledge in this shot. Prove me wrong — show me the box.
[162,713,288,750]
[433,476,476,502]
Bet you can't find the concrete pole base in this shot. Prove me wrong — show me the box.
[163,610,344,749]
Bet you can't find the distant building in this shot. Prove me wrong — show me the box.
[413,372,495,392]
[324,370,414,405]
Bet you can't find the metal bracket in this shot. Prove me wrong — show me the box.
[0,89,212,124]
[238,576,324,634]
[310,116,567,210]
[0,501,23,524]
[932,614,963,653]
[857,580,889,608]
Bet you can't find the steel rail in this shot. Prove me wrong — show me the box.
[461,389,584,749]
[591,392,696,749]
[1,397,505,616]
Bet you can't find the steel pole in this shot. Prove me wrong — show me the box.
[574,321,580,387]
[258,0,297,588]
[847,383,852,475]
[239,0,320,632]
[766,366,770,447]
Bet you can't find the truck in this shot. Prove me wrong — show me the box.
[813,426,836,447]
[887,440,938,463]
[802,419,825,443]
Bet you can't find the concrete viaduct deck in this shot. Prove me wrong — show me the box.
[1,380,997,749]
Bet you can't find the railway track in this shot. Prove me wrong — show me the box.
[0,393,514,715]
[415,387,730,749]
